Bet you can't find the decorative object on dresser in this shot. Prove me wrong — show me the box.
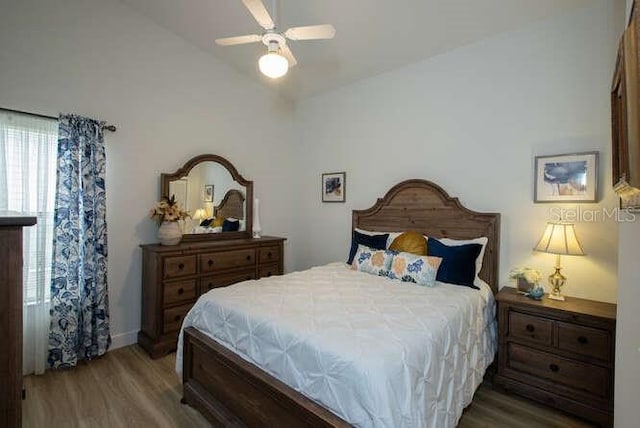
[253,198,262,238]
[533,222,585,301]
[149,195,190,246]
[494,287,616,427]
[0,214,37,428]
[534,152,599,203]
[139,237,285,358]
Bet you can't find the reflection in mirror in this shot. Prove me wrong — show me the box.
[161,154,253,242]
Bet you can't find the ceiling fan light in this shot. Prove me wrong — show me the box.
[258,52,288,78]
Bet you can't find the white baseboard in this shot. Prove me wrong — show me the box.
[110,330,138,350]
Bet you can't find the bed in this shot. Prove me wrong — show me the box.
[177,179,500,427]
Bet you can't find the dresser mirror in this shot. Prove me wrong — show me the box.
[161,154,253,241]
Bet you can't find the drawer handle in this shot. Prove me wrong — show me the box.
[178,263,184,270]
[577,336,588,344]
[266,272,272,277]
[549,364,560,373]
[177,288,184,295]
[246,276,252,280]
[525,324,535,333]
[208,259,214,267]
[246,255,252,261]
[208,282,214,289]
[267,252,272,258]
[174,315,181,322]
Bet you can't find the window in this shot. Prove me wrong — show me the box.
[0,111,58,303]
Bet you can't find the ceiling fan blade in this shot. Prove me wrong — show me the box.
[242,0,275,30]
[279,43,297,67]
[284,24,336,41]
[215,34,262,46]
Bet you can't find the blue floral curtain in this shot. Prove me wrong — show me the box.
[48,114,110,368]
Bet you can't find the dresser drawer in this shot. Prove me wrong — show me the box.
[508,311,553,346]
[508,343,609,398]
[163,255,196,278]
[163,303,192,334]
[201,270,256,292]
[199,249,256,273]
[557,322,612,362]
[258,264,281,279]
[259,246,281,264]
[163,279,197,306]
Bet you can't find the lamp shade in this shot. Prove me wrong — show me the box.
[259,52,288,78]
[193,208,207,220]
[533,222,585,256]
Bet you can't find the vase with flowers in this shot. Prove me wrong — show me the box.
[149,195,190,245]
[509,267,542,295]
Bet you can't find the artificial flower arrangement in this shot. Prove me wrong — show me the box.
[508,266,542,285]
[509,266,544,299]
[148,195,190,224]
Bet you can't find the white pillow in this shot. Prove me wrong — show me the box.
[434,236,488,288]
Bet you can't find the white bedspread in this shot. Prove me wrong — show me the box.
[176,262,496,428]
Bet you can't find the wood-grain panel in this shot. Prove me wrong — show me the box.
[163,304,192,334]
[557,322,611,362]
[258,264,280,278]
[258,245,281,264]
[200,270,256,292]
[199,249,255,273]
[163,279,197,306]
[163,255,196,278]
[508,311,553,346]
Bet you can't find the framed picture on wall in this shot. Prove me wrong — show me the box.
[203,184,214,202]
[534,152,598,203]
[322,172,346,203]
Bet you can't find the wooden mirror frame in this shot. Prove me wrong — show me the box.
[160,154,253,242]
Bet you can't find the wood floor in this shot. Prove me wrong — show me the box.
[23,345,596,428]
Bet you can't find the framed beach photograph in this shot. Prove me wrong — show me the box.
[322,172,346,202]
[534,152,598,203]
[203,184,214,203]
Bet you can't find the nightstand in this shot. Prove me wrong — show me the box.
[494,287,616,427]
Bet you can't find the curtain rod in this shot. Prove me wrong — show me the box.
[0,107,117,132]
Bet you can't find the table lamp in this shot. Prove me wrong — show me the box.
[533,222,585,301]
[193,208,207,223]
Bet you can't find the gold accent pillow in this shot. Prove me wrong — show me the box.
[389,231,427,256]
[212,216,225,228]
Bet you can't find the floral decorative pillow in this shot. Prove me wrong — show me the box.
[351,244,395,276]
[383,252,443,287]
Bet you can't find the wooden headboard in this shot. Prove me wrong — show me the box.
[214,189,245,220]
[353,179,501,294]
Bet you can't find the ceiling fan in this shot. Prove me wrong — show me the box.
[215,0,336,79]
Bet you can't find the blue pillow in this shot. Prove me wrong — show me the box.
[347,230,389,265]
[427,237,482,289]
[222,218,240,232]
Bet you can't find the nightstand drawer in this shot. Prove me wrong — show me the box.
[508,343,609,398]
[558,322,611,362]
[201,270,256,292]
[163,255,197,278]
[163,303,192,334]
[199,249,256,273]
[163,279,197,305]
[509,311,553,346]
[259,246,281,263]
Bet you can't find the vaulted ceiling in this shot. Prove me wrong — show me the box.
[117,0,595,101]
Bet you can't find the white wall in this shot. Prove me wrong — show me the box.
[291,1,622,304]
[0,0,295,348]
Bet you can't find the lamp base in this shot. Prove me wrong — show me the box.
[547,291,566,301]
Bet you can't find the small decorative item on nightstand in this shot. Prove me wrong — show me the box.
[533,222,585,301]
[509,267,541,294]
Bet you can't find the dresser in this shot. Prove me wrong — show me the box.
[138,236,286,359]
[0,214,37,428]
[494,287,616,427]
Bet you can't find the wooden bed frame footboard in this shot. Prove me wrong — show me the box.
[182,327,351,427]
